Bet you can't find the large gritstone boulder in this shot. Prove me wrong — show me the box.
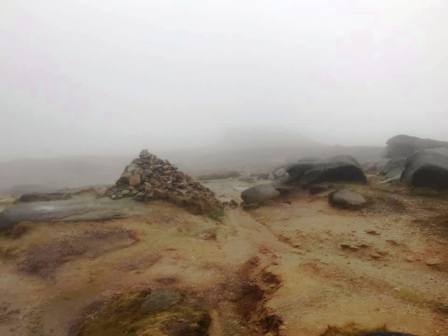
[401,148,448,190]
[285,156,367,186]
[380,158,407,180]
[241,184,280,205]
[386,135,448,159]
[107,150,222,214]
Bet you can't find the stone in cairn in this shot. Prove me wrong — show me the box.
[108,150,222,214]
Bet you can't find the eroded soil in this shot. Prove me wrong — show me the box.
[0,180,447,336]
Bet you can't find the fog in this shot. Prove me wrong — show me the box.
[1,0,447,160]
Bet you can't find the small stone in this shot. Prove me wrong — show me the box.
[329,189,367,210]
[365,229,380,235]
[139,149,151,159]
[199,231,216,240]
[370,250,388,259]
[425,257,442,266]
[129,174,142,187]
[438,304,448,314]
[340,243,359,251]
[370,252,382,259]
[386,239,399,246]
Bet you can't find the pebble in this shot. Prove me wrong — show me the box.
[425,257,442,266]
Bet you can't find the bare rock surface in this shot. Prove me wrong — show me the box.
[107,150,222,214]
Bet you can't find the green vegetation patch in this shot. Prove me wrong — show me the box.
[74,289,211,336]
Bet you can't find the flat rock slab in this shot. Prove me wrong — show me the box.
[329,189,367,210]
[17,192,72,203]
[0,198,150,231]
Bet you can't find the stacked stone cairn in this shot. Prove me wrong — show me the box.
[108,150,222,214]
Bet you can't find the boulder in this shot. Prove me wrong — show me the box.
[380,158,407,180]
[329,189,367,210]
[241,184,280,204]
[401,148,448,190]
[285,158,319,182]
[286,156,367,186]
[386,134,448,159]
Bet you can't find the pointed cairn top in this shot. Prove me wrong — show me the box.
[139,149,151,159]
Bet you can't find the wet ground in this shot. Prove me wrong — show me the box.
[0,179,447,336]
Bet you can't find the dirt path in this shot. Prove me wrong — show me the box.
[0,183,447,336]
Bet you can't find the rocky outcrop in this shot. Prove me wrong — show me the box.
[107,150,222,214]
[380,158,407,180]
[401,148,448,190]
[285,156,367,186]
[241,184,280,205]
[329,189,367,210]
[386,135,448,159]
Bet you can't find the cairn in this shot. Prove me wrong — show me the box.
[108,150,222,214]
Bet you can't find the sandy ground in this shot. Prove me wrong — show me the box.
[0,179,447,336]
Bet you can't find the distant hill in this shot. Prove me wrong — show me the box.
[0,156,131,195]
[0,145,384,196]
[0,128,386,195]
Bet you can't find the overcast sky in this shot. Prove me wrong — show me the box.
[1,0,447,160]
